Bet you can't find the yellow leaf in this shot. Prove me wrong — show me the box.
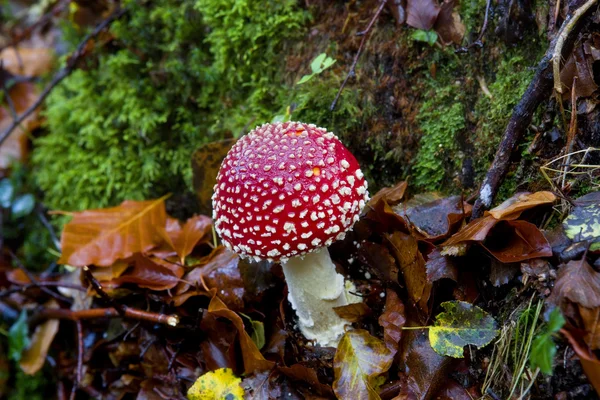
[187,368,244,400]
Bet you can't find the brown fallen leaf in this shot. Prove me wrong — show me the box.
[279,364,335,398]
[208,294,274,374]
[378,289,406,354]
[550,259,600,309]
[486,191,556,220]
[578,306,600,350]
[20,300,59,375]
[398,195,468,241]
[59,195,170,267]
[405,0,440,30]
[0,47,55,77]
[112,255,183,291]
[333,329,394,400]
[154,215,213,263]
[333,302,372,323]
[385,232,430,312]
[0,82,41,169]
[561,329,600,396]
[423,248,458,282]
[368,181,408,207]
[434,0,465,45]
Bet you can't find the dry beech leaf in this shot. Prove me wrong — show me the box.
[385,232,430,312]
[406,0,440,30]
[0,82,41,169]
[487,191,556,220]
[20,300,59,375]
[333,329,394,400]
[207,294,274,374]
[378,289,406,354]
[0,47,54,77]
[368,181,407,207]
[550,259,600,309]
[156,215,213,263]
[59,195,170,267]
[333,303,372,323]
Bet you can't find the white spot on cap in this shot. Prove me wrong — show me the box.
[340,160,350,170]
[294,183,301,191]
[355,169,364,179]
[273,205,285,213]
[312,195,320,204]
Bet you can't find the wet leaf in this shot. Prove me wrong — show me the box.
[207,294,274,374]
[20,301,59,375]
[279,364,335,398]
[563,192,600,251]
[187,367,244,400]
[157,215,213,263]
[333,329,394,400]
[385,232,430,312]
[357,241,398,284]
[378,290,406,354]
[406,0,440,30]
[8,310,29,362]
[424,248,458,282]
[59,195,170,267]
[368,181,407,206]
[429,301,498,358]
[398,195,468,240]
[433,0,465,45]
[550,259,600,309]
[113,255,183,291]
[487,191,556,220]
[561,329,600,396]
[192,139,236,215]
[530,308,565,374]
[0,47,55,76]
[334,303,372,323]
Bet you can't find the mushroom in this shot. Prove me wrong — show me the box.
[211,121,369,347]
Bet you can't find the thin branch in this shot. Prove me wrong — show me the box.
[0,281,86,298]
[456,0,492,52]
[330,0,387,111]
[0,7,127,147]
[70,320,83,400]
[82,265,127,316]
[471,2,595,218]
[32,306,179,326]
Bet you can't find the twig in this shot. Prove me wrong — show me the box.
[70,320,83,400]
[552,0,598,94]
[456,0,492,52]
[0,7,127,147]
[471,2,594,218]
[32,306,179,326]
[82,265,127,316]
[0,281,86,298]
[330,0,387,111]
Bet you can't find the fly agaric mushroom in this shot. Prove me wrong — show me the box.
[212,121,369,346]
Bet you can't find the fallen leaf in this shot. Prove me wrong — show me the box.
[423,248,458,282]
[357,241,399,284]
[561,329,600,396]
[192,139,236,215]
[187,367,244,400]
[20,300,60,375]
[0,47,55,77]
[429,301,498,358]
[242,370,278,400]
[398,195,468,240]
[207,294,274,374]
[279,364,335,398]
[433,0,465,45]
[368,181,407,207]
[378,289,406,354]
[487,191,557,220]
[333,303,372,323]
[385,232,430,312]
[433,379,472,400]
[59,195,170,267]
[156,215,213,263]
[563,192,600,251]
[489,259,519,287]
[550,259,600,309]
[113,255,183,291]
[0,82,40,169]
[405,0,440,30]
[579,306,600,350]
[333,329,394,400]
[199,312,238,371]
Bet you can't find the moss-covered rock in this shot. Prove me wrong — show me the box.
[33,0,307,211]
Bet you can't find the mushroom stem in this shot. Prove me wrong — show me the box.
[281,247,356,347]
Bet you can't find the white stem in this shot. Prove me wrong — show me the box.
[281,247,356,347]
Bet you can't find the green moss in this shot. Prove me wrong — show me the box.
[33,0,307,211]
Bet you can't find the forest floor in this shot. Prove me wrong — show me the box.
[0,0,599,399]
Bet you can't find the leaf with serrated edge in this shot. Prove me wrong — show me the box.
[333,329,393,400]
[429,301,498,358]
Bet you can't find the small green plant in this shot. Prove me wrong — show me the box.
[8,311,29,363]
[296,53,336,85]
[411,30,438,46]
[530,308,566,375]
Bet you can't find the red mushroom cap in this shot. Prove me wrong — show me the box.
[212,121,369,262]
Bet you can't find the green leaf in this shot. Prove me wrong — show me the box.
[8,310,30,362]
[0,179,14,208]
[296,73,315,85]
[187,368,244,400]
[310,53,327,73]
[429,301,498,358]
[11,194,35,219]
[530,308,565,375]
[250,320,265,350]
[411,30,438,46]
